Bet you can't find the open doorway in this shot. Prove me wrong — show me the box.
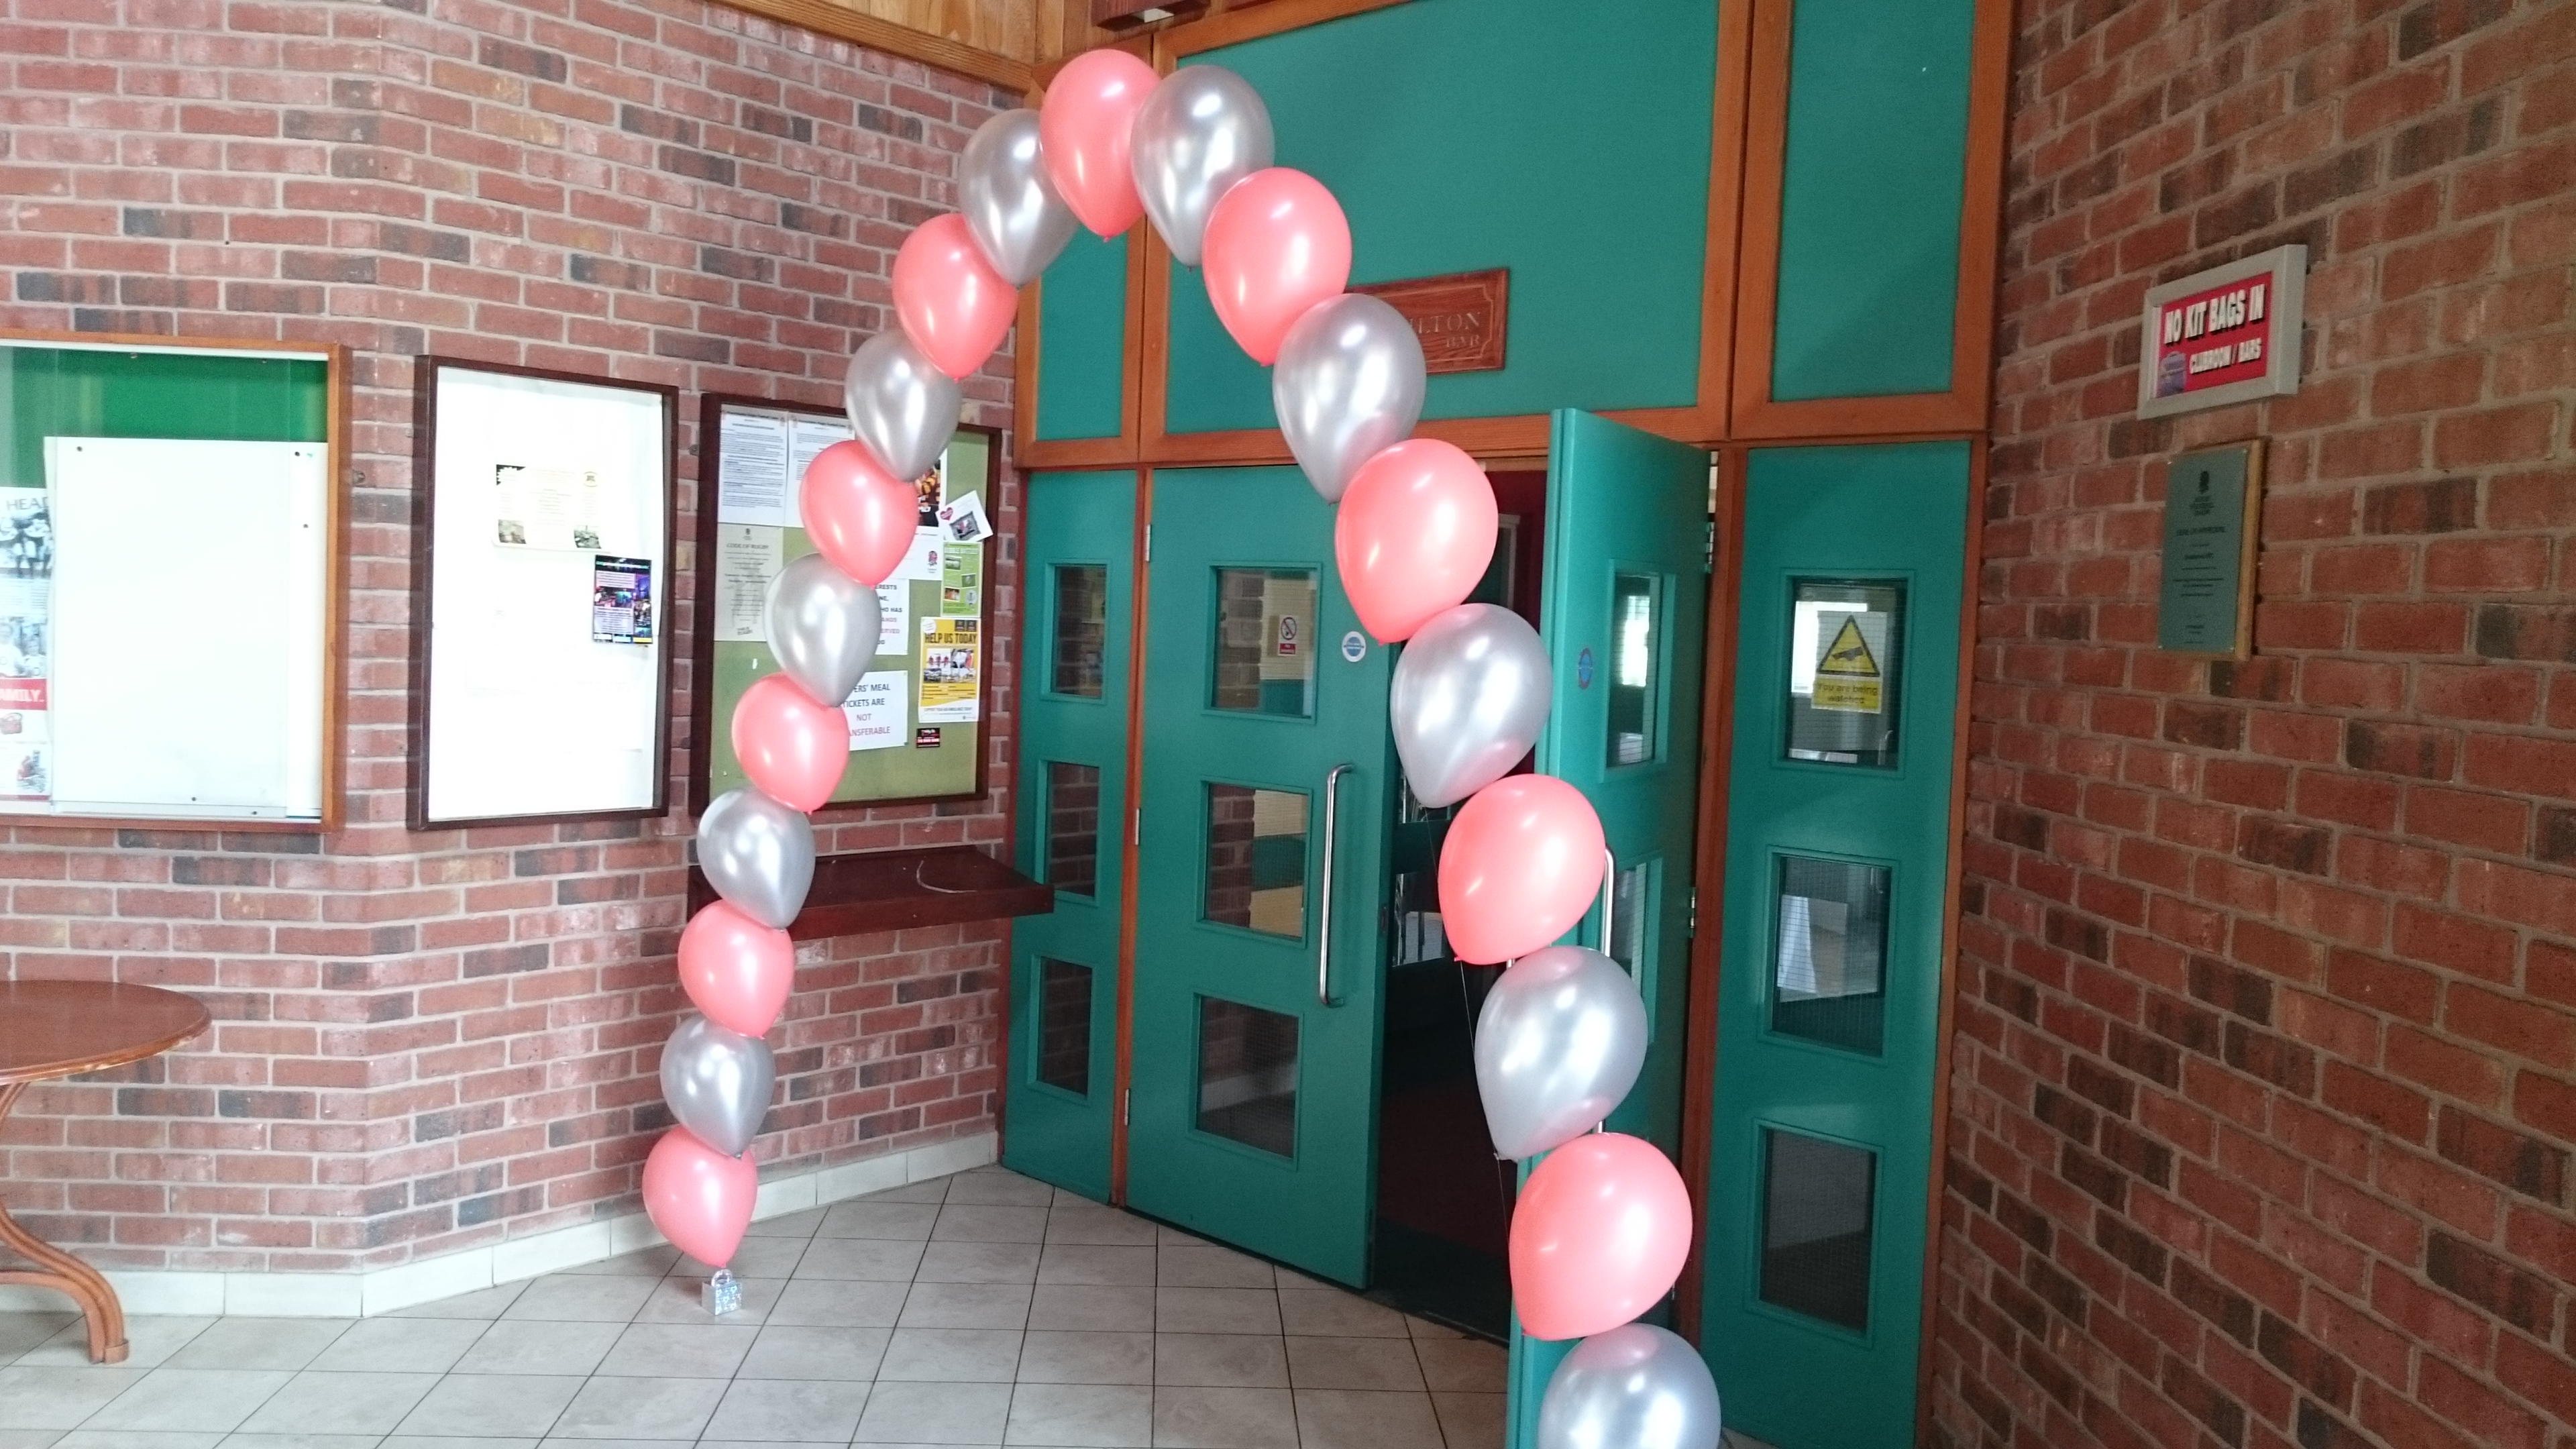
[1366,468,1547,1340]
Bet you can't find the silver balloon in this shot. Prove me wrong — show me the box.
[1391,603,1549,809]
[1130,64,1273,267]
[959,109,1078,286]
[1273,293,1426,502]
[843,331,960,482]
[698,787,816,930]
[660,1012,776,1158]
[1474,946,1646,1160]
[1537,1324,1721,1449]
[765,553,881,710]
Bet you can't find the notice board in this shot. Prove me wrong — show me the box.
[690,395,997,814]
[410,358,678,828]
[0,333,343,828]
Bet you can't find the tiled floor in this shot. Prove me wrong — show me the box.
[0,1165,1508,1449]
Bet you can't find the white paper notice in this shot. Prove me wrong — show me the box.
[716,410,791,525]
[843,669,906,751]
[786,417,851,527]
[904,527,944,582]
[874,578,909,655]
[716,525,784,642]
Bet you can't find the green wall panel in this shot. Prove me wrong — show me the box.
[1163,0,1717,435]
[1770,0,1975,400]
[1035,231,1130,442]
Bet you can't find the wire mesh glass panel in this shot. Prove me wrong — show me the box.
[1203,783,1307,938]
[1210,567,1318,716]
[1035,958,1093,1096]
[1197,996,1298,1157]
[1044,761,1102,897]
[1769,855,1890,1055]
[1784,579,1905,767]
[1759,1128,1876,1333]
[1051,564,1108,698]
[1607,571,1660,767]
[1607,858,1650,976]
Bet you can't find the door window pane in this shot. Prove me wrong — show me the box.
[1211,568,1318,717]
[1036,958,1093,1096]
[1770,855,1890,1056]
[1044,762,1102,898]
[1203,784,1307,938]
[1760,1129,1876,1334]
[1052,564,1108,698]
[1607,572,1660,767]
[1197,996,1297,1157]
[1607,858,1650,976]
[1785,580,1905,767]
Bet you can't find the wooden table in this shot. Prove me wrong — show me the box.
[0,980,210,1363]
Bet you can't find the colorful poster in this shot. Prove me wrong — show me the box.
[942,542,981,618]
[918,616,980,723]
[0,489,50,803]
[912,453,946,527]
[842,669,906,752]
[590,555,655,645]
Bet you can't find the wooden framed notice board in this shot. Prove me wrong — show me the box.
[0,332,346,829]
[409,358,679,829]
[690,395,998,814]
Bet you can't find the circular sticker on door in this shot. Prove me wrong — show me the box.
[1576,645,1595,689]
[1340,630,1368,663]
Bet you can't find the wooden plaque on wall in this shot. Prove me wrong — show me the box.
[1352,268,1509,374]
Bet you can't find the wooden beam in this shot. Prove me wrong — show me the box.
[718,0,1035,91]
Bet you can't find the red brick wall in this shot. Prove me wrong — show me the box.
[0,0,1018,1271]
[1942,0,2576,1446]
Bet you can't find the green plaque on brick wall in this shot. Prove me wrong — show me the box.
[2157,439,2263,658]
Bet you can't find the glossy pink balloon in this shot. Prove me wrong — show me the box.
[1509,1133,1693,1341]
[893,213,1018,380]
[1201,168,1351,364]
[643,1126,759,1267]
[1437,774,1605,965]
[801,440,914,587]
[677,899,794,1038]
[732,674,849,813]
[1040,48,1158,236]
[1334,438,1498,643]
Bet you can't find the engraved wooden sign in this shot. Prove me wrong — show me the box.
[1352,268,1509,374]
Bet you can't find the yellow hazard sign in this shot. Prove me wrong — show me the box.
[1811,614,1882,714]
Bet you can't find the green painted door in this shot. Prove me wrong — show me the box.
[1700,442,1970,1448]
[1005,470,1136,1202]
[1126,466,1393,1285]
[1505,411,1714,1447]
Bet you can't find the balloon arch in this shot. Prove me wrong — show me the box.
[645,49,1723,1448]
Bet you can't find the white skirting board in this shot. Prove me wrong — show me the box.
[0,1132,997,1320]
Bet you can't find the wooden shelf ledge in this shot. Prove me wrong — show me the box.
[689,845,1055,941]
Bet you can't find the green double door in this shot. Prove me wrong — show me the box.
[1012,413,1712,1293]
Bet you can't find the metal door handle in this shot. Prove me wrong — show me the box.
[1598,845,1618,965]
[1318,763,1353,1006]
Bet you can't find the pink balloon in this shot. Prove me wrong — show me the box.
[1509,1133,1693,1340]
[1437,774,1605,965]
[677,900,794,1038]
[642,1126,759,1268]
[893,213,1018,380]
[1040,48,1158,237]
[732,674,849,813]
[801,440,914,587]
[1334,439,1498,643]
[1201,168,1350,364]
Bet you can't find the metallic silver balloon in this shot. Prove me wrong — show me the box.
[1273,293,1426,502]
[660,1012,776,1158]
[843,331,960,482]
[1537,1324,1722,1449]
[1474,945,1646,1160]
[765,552,881,710]
[698,787,816,930]
[1391,603,1550,809]
[959,108,1078,286]
[1130,64,1273,267]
